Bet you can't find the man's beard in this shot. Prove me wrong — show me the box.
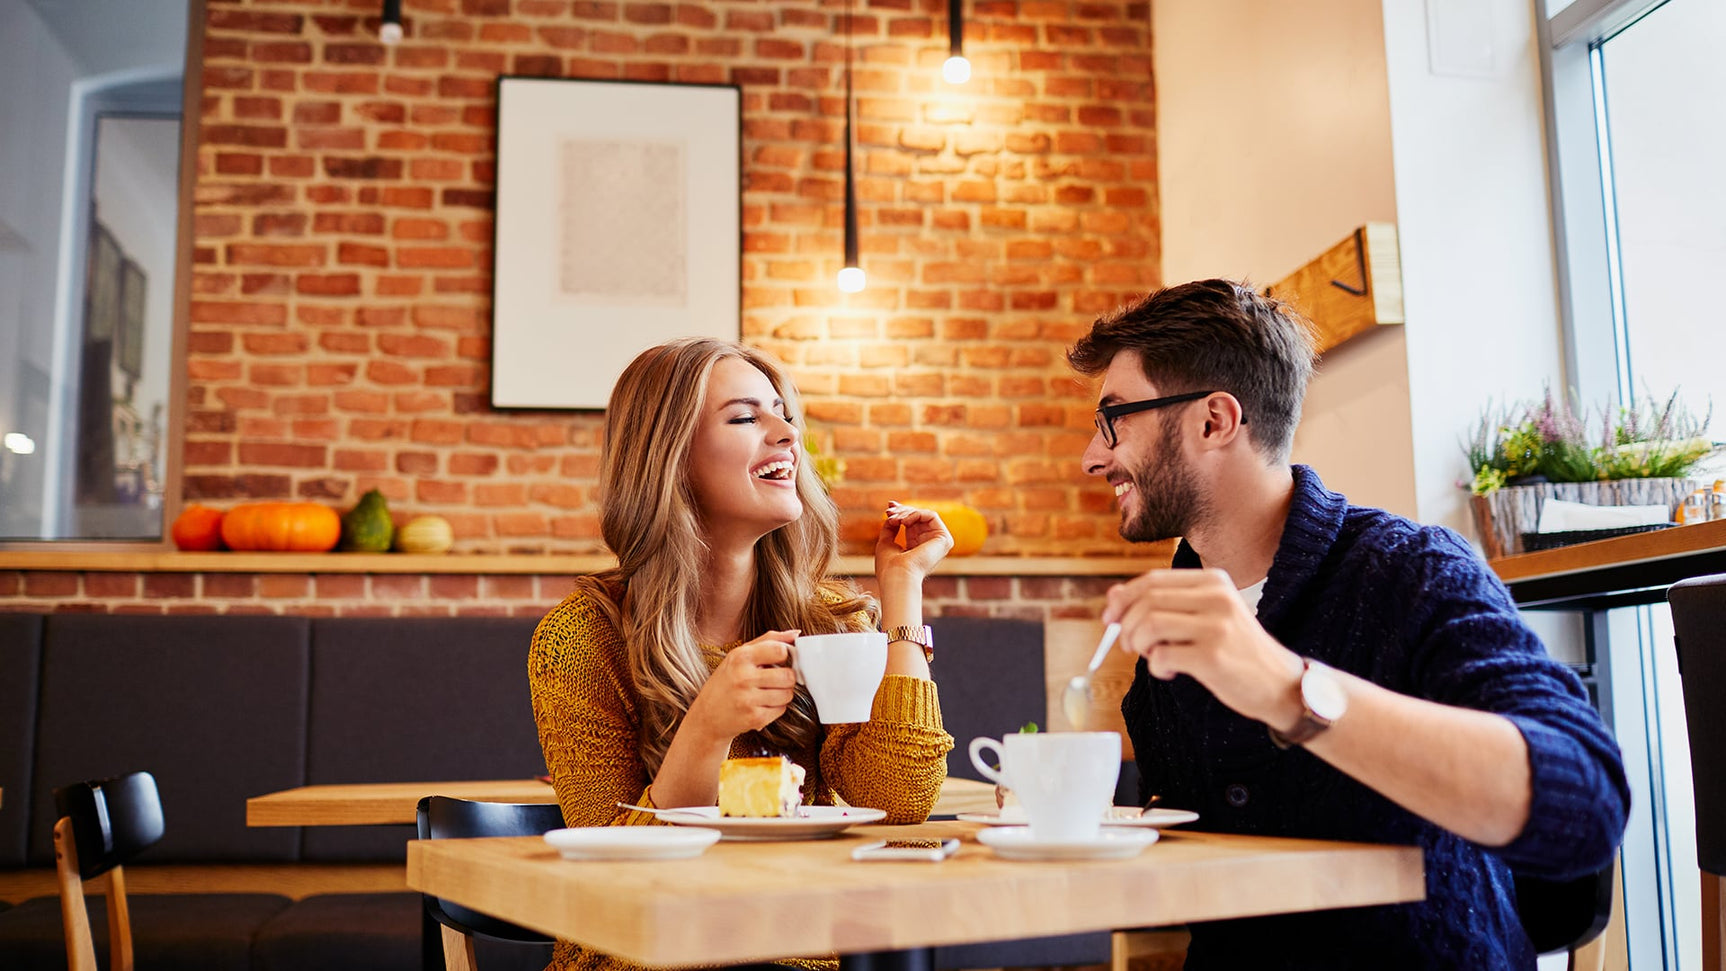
[1118,416,1207,544]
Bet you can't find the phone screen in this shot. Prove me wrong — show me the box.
[851,838,960,862]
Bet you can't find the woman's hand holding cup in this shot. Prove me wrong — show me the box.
[686,630,800,740]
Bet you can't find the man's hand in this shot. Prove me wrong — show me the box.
[1103,568,1304,729]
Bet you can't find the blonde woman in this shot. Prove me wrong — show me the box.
[529,338,955,970]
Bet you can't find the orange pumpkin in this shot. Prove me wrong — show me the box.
[170,504,226,551]
[887,500,990,556]
[219,502,342,552]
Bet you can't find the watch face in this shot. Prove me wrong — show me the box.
[1302,664,1348,722]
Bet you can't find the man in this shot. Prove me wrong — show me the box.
[1070,279,1628,969]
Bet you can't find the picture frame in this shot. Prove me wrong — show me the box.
[491,77,742,410]
[85,222,121,345]
[118,256,147,378]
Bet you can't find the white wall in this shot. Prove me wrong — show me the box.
[1153,0,1416,517]
[0,1,81,536]
[22,0,186,77]
[1156,0,1570,538]
[1379,0,1567,535]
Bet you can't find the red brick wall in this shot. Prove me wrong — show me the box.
[0,567,1133,619]
[188,0,1157,556]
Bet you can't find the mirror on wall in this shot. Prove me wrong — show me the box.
[0,0,191,541]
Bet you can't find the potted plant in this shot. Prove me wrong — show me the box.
[1462,389,1719,558]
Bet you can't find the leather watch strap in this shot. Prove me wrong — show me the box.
[1266,658,1341,750]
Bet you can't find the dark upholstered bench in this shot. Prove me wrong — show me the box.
[0,610,1090,971]
[0,612,549,971]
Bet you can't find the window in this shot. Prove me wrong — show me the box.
[0,0,194,541]
[1543,2,1725,968]
[1596,0,1726,418]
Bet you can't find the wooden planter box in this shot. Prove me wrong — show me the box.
[1469,478,1700,560]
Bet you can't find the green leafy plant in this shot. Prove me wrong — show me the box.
[1463,388,1717,495]
[802,432,844,491]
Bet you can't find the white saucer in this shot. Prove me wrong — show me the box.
[651,805,887,841]
[975,826,1159,861]
[543,826,721,861]
[956,807,1200,829]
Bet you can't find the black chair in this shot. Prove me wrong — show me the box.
[52,771,165,971]
[1513,865,1614,966]
[1671,573,1726,968]
[415,796,564,971]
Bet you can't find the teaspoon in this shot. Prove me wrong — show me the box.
[1061,622,1122,730]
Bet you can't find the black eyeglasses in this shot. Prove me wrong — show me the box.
[1093,390,1240,448]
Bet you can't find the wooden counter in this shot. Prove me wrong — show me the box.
[1490,518,1726,609]
[0,550,1170,578]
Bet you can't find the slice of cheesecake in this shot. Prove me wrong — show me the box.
[718,756,806,818]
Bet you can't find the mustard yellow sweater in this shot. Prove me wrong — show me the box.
[528,585,954,971]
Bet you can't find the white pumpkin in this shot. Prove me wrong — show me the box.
[394,515,454,554]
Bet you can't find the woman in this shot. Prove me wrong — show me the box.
[529,338,955,971]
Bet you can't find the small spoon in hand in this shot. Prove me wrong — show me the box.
[1062,622,1122,730]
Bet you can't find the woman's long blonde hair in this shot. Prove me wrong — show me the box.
[576,338,873,775]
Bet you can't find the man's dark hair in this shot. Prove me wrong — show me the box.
[1067,279,1317,460]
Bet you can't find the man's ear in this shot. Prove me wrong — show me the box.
[1197,394,1246,447]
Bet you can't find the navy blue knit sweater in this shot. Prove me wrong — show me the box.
[1123,466,1629,970]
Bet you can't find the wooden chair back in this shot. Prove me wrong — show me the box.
[50,771,164,971]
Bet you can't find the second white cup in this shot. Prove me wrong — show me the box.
[969,731,1121,842]
[791,631,888,724]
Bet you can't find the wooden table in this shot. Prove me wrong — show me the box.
[247,776,997,827]
[406,821,1424,968]
[247,779,557,827]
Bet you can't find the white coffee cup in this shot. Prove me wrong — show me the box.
[790,632,888,724]
[969,732,1121,842]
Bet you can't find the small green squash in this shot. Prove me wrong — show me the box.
[339,489,395,552]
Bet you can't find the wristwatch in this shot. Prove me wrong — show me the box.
[1266,658,1347,749]
[885,625,934,664]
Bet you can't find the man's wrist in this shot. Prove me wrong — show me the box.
[1262,649,1307,733]
[1266,657,1348,749]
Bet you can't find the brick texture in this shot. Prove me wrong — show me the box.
[0,569,1135,621]
[188,0,1159,556]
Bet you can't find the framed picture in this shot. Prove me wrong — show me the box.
[118,257,147,378]
[85,222,121,344]
[491,77,741,409]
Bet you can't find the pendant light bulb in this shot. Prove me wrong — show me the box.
[837,266,866,293]
[380,0,403,44]
[943,0,967,83]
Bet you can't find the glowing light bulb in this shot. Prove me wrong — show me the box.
[837,266,866,293]
[942,56,971,84]
[380,21,403,44]
[3,432,36,455]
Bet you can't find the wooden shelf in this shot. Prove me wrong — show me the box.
[0,550,1167,578]
[1490,518,1726,609]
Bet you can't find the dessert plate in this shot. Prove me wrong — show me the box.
[975,826,1159,862]
[650,805,887,841]
[955,807,1199,829]
[543,826,721,861]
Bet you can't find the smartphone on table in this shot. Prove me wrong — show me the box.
[851,837,961,862]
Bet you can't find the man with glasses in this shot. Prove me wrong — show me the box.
[1070,279,1627,969]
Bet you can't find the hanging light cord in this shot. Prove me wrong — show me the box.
[842,0,858,268]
